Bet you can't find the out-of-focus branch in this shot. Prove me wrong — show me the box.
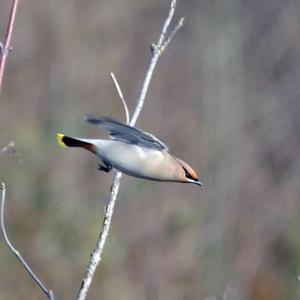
[0,3,55,299]
[0,141,16,154]
[0,0,19,92]
[0,183,55,300]
[0,141,23,163]
[76,1,184,299]
[110,72,130,124]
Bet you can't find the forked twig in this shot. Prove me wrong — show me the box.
[0,183,54,300]
[130,0,180,126]
[0,0,19,92]
[110,72,130,124]
[160,17,185,54]
[76,1,184,299]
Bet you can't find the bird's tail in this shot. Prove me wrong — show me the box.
[56,133,96,153]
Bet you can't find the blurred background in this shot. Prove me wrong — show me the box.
[0,0,300,299]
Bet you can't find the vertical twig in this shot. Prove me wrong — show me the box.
[129,0,184,126]
[0,0,19,92]
[110,72,130,124]
[0,184,55,300]
[76,1,183,299]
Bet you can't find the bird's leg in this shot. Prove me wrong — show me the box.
[98,161,113,173]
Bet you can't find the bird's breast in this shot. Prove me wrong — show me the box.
[94,140,168,179]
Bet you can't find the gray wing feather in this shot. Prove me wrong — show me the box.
[85,115,168,151]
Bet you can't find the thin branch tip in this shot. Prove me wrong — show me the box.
[170,0,177,9]
[159,16,184,54]
[0,0,19,91]
[0,182,54,300]
[110,72,130,124]
[179,17,185,26]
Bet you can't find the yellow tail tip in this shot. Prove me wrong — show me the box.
[57,133,67,148]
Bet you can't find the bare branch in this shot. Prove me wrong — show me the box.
[76,172,122,300]
[76,1,183,299]
[156,0,177,52]
[0,2,55,299]
[130,0,181,125]
[110,72,130,124]
[160,17,185,54]
[0,183,55,299]
[0,0,19,92]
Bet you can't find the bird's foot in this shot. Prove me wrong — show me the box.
[97,162,112,173]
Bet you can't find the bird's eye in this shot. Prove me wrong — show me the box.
[182,166,195,180]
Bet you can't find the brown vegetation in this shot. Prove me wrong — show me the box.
[0,1,300,299]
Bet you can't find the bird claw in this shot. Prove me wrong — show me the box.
[97,162,112,173]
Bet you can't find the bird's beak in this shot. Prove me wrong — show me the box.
[187,178,203,186]
[194,180,203,186]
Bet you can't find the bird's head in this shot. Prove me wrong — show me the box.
[174,157,203,186]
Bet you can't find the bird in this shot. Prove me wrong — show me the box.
[57,115,202,186]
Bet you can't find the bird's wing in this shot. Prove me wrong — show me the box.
[85,115,169,151]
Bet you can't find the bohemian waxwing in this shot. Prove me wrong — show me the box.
[57,115,202,186]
